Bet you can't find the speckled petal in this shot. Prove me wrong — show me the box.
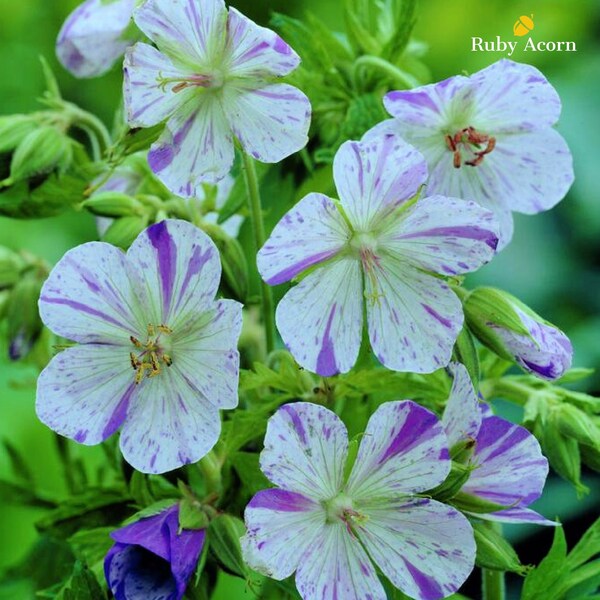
[295,523,386,600]
[119,366,221,473]
[333,133,428,232]
[133,0,227,65]
[472,59,562,132]
[276,258,363,376]
[355,497,476,600]
[472,506,557,526]
[39,242,142,343]
[380,195,498,276]
[346,401,450,500]
[257,193,350,286]
[226,7,300,77]
[260,402,348,501]
[148,96,234,192]
[463,416,550,509]
[222,83,310,163]
[172,299,242,410]
[442,362,482,449]
[126,220,222,328]
[241,489,325,580]
[57,0,135,78]
[484,129,574,215]
[36,345,137,445]
[124,42,196,128]
[365,258,463,373]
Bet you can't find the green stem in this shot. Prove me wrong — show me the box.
[482,568,505,600]
[353,55,420,89]
[66,103,112,154]
[480,377,533,406]
[241,152,275,354]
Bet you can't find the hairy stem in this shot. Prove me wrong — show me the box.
[242,152,275,354]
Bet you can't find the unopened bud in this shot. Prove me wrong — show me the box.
[452,325,480,384]
[178,498,212,531]
[429,461,472,502]
[580,443,600,473]
[8,127,72,184]
[551,404,599,450]
[473,522,528,575]
[83,192,144,218]
[0,247,23,289]
[464,287,572,380]
[102,215,148,249]
[0,115,38,154]
[208,514,247,577]
[6,273,44,360]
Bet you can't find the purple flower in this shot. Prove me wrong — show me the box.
[442,363,555,525]
[57,0,136,78]
[36,219,242,474]
[375,59,574,247]
[242,401,476,600]
[105,504,205,600]
[124,0,311,195]
[257,130,498,375]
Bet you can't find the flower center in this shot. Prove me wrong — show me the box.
[159,69,226,94]
[445,126,496,168]
[349,232,384,306]
[129,324,173,384]
[324,494,368,534]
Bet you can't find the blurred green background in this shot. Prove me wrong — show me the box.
[1,0,599,598]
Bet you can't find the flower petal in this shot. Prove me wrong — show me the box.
[257,193,350,286]
[355,497,476,600]
[471,506,557,526]
[36,345,137,445]
[295,523,386,600]
[276,258,363,376]
[472,59,562,132]
[39,242,141,343]
[148,97,234,191]
[172,299,242,410]
[133,0,226,65]
[365,258,463,372]
[226,7,300,77]
[126,220,222,328]
[381,196,498,276]
[223,83,310,163]
[346,401,450,500]
[119,367,221,473]
[260,402,348,501]
[241,488,325,580]
[463,416,550,508]
[333,133,428,231]
[57,0,135,78]
[442,362,482,449]
[124,43,196,128]
[484,128,574,215]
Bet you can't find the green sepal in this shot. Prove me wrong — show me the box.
[101,215,149,249]
[551,404,600,449]
[451,491,514,515]
[428,461,472,502]
[6,272,44,359]
[0,246,23,288]
[82,192,144,218]
[178,498,211,531]
[473,522,528,575]
[343,438,360,484]
[452,326,480,385]
[0,114,39,153]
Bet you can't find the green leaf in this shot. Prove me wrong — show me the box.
[0,479,57,509]
[381,0,418,63]
[230,452,271,496]
[207,515,247,578]
[568,516,600,569]
[68,527,114,568]
[179,499,211,531]
[522,525,568,600]
[55,561,105,600]
[2,438,34,484]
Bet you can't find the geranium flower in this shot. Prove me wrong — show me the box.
[257,131,499,375]
[376,59,574,247]
[36,219,242,474]
[57,0,137,78]
[105,503,205,600]
[124,0,311,195]
[242,401,476,600]
[442,363,554,525]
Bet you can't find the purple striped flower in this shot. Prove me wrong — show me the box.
[36,219,242,474]
[374,59,574,248]
[124,0,311,196]
[242,401,476,600]
[105,504,205,600]
[257,130,499,375]
[442,363,555,525]
[57,0,137,78]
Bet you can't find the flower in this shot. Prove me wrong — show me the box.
[376,59,574,247]
[104,503,205,600]
[124,0,311,196]
[57,0,137,78]
[36,219,242,474]
[463,287,573,380]
[257,131,499,375]
[242,401,476,600]
[442,363,554,525]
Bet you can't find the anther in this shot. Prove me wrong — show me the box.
[130,336,143,348]
[130,352,140,370]
[158,324,173,334]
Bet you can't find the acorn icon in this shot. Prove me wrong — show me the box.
[514,14,534,36]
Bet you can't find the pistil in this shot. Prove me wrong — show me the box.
[129,323,173,384]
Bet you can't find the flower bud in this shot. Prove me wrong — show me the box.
[0,247,23,289]
[551,403,600,449]
[6,273,44,360]
[580,443,600,473]
[473,522,527,575]
[464,287,572,380]
[57,0,137,79]
[101,215,148,249]
[0,115,38,154]
[7,127,72,184]
[82,191,144,218]
[429,461,473,502]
